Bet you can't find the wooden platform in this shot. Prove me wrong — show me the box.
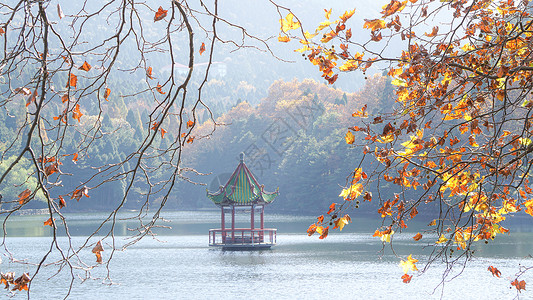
[209,228,276,250]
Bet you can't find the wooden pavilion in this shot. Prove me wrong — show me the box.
[207,153,279,250]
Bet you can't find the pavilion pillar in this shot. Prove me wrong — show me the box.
[231,205,235,241]
[260,206,264,229]
[259,205,265,242]
[221,206,225,243]
[251,205,255,230]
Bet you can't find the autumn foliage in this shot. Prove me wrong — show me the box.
[282,0,533,287]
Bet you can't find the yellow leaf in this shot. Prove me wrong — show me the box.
[345,131,355,144]
[363,19,386,31]
[524,199,533,216]
[324,8,332,20]
[399,254,418,273]
[378,134,395,143]
[436,234,448,244]
[519,138,532,147]
[295,46,312,53]
[381,230,394,243]
[339,183,364,200]
[391,79,407,87]
[335,215,351,231]
[280,13,300,32]
[339,59,359,72]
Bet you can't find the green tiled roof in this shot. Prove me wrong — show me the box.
[207,155,278,206]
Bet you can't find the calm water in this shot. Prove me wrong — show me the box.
[1,211,532,299]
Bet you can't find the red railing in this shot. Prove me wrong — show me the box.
[209,228,276,247]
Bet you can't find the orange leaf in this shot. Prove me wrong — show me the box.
[186,136,195,144]
[79,61,91,71]
[104,88,111,101]
[18,189,31,205]
[44,217,54,227]
[340,9,355,22]
[346,28,352,39]
[0,28,4,36]
[410,206,418,219]
[187,120,194,128]
[160,128,167,138]
[92,241,104,263]
[401,273,412,283]
[154,6,168,22]
[381,0,407,17]
[146,67,153,79]
[12,273,30,291]
[151,121,158,131]
[327,203,336,215]
[413,232,423,241]
[61,93,69,103]
[72,152,78,163]
[278,35,290,43]
[488,266,501,277]
[307,224,317,236]
[68,73,77,89]
[72,104,83,122]
[156,84,165,94]
[199,42,206,55]
[424,26,439,37]
[511,279,526,292]
[317,215,324,224]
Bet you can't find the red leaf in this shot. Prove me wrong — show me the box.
[199,42,206,55]
[187,120,194,128]
[154,6,168,22]
[401,273,412,283]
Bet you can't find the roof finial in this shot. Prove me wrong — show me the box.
[240,152,245,163]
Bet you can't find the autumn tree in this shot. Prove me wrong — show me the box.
[286,0,533,292]
[0,0,287,296]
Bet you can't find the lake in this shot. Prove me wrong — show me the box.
[1,211,532,299]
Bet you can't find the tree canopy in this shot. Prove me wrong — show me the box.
[285,0,533,292]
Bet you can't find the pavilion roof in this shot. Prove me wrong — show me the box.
[207,154,278,206]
